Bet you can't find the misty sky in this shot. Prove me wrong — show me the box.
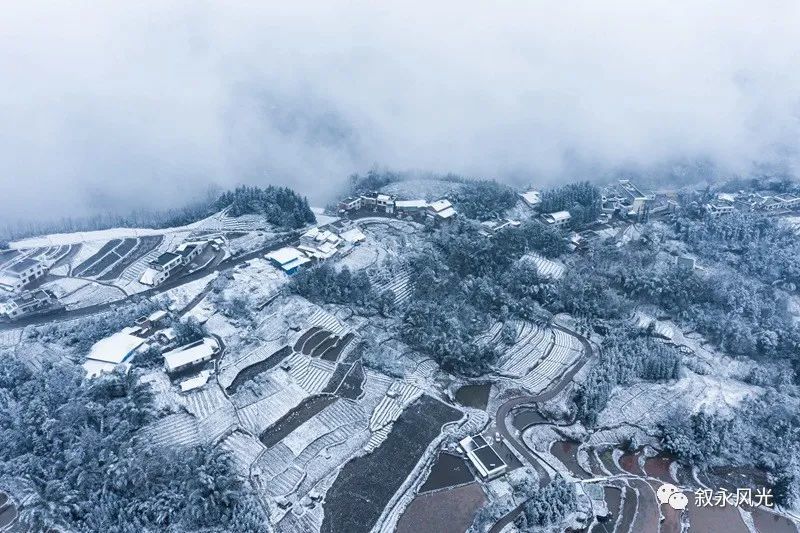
[1,1,799,223]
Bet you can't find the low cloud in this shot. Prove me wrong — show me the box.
[1,1,799,223]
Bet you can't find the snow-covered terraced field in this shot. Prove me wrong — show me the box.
[218,339,288,389]
[368,382,421,431]
[219,430,265,474]
[520,252,566,280]
[516,329,582,393]
[286,353,336,393]
[144,413,201,448]
[306,308,347,335]
[236,381,309,436]
[497,322,553,376]
[371,266,412,305]
[60,281,125,309]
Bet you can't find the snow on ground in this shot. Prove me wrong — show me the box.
[519,252,566,280]
[311,207,340,226]
[41,277,90,299]
[380,179,466,200]
[162,272,217,312]
[60,281,125,309]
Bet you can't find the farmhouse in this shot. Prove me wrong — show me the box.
[541,210,571,226]
[459,435,507,479]
[338,196,362,212]
[139,251,183,286]
[0,258,47,292]
[83,327,147,378]
[426,199,457,223]
[163,337,220,374]
[395,199,428,214]
[776,194,800,210]
[360,192,396,213]
[340,227,366,244]
[0,289,58,320]
[705,202,735,217]
[519,189,542,208]
[617,179,651,215]
[266,247,311,275]
[176,241,206,264]
[479,218,520,237]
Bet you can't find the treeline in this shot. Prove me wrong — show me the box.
[215,185,315,228]
[0,185,314,242]
[540,181,602,225]
[515,476,576,531]
[400,220,566,375]
[660,394,800,506]
[574,325,681,425]
[291,263,374,308]
[0,356,268,531]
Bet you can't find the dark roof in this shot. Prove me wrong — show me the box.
[177,244,197,257]
[472,435,488,447]
[6,258,39,274]
[474,445,505,471]
[151,252,180,267]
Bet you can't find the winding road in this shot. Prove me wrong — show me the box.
[489,323,596,533]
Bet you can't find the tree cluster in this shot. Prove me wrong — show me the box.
[0,356,268,531]
[291,263,374,308]
[515,476,576,531]
[574,325,681,426]
[215,185,315,228]
[539,181,602,225]
[450,179,519,220]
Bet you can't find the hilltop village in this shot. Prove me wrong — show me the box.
[1,174,800,533]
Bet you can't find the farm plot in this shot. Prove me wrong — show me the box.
[225,345,292,395]
[371,266,412,305]
[98,235,163,281]
[60,281,125,309]
[520,252,566,280]
[71,239,123,276]
[517,329,582,393]
[259,395,337,448]
[496,321,553,376]
[320,396,462,533]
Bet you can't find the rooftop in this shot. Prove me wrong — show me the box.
[428,199,453,212]
[266,247,306,265]
[395,199,428,209]
[88,330,146,364]
[151,252,180,267]
[163,337,219,373]
[543,210,571,222]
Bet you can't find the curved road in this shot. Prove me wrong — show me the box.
[489,323,596,533]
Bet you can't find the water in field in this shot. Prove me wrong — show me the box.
[419,452,474,493]
[454,383,491,410]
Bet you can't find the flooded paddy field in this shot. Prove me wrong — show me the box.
[321,396,462,533]
[590,485,621,533]
[225,345,292,394]
[752,508,798,533]
[259,394,337,448]
[454,383,492,410]
[395,482,486,533]
[0,492,18,530]
[511,407,546,431]
[337,361,364,399]
[550,440,589,479]
[319,332,354,362]
[419,452,474,493]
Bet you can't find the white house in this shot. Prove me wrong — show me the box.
[1,289,57,319]
[163,337,220,374]
[0,258,47,292]
[541,210,571,226]
[459,435,507,479]
[139,252,183,286]
[519,190,542,208]
[266,247,311,275]
[426,199,457,222]
[340,227,366,244]
[83,327,146,378]
[176,241,206,264]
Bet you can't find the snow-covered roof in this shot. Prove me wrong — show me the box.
[88,330,145,364]
[395,199,428,209]
[148,310,169,322]
[139,268,160,286]
[435,207,457,219]
[519,190,541,206]
[428,199,452,212]
[266,247,306,265]
[163,337,219,373]
[340,227,366,243]
[302,227,320,240]
[281,256,311,272]
[179,370,212,392]
[376,194,392,202]
[543,210,571,222]
[0,273,20,288]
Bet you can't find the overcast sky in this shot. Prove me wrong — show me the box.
[1,1,799,223]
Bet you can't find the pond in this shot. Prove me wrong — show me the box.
[511,407,546,431]
[419,452,474,493]
[454,383,492,410]
[550,441,590,479]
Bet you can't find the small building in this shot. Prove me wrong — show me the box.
[676,255,697,271]
[541,210,571,226]
[178,369,213,392]
[176,241,206,265]
[617,179,651,215]
[479,219,521,237]
[83,327,146,378]
[139,252,183,286]
[459,435,507,479]
[704,202,735,217]
[519,190,542,208]
[426,199,457,223]
[266,247,311,275]
[0,289,58,320]
[0,258,47,292]
[340,227,367,244]
[163,337,220,375]
[395,199,428,215]
[359,192,395,213]
[338,196,362,212]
